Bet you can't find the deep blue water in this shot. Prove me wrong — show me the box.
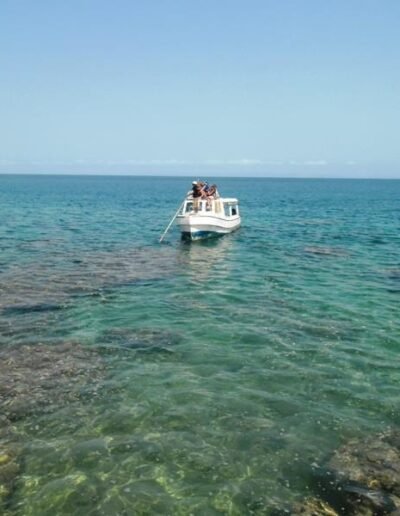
[0,175,399,514]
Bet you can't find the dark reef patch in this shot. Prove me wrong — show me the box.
[304,246,347,257]
[101,327,183,354]
[383,269,400,280]
[0,416,21,510]
[287,429,400,515]
[0,246,180,313]
[0,342,105,422]
[1,303,65,316]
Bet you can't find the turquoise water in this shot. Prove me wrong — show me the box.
[0,175,399,515]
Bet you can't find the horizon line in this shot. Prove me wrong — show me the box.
[1,172,399,180]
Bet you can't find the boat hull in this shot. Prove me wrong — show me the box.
[176,215,241,241]
[181,230,223,241]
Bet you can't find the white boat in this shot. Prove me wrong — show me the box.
[175,191,241,241]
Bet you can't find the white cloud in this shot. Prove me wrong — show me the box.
[287,160,328,166]
[227,159,263,166]
[303,160,328,166]
[204,159,263,166]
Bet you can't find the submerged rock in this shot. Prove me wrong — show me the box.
[327,430,400,512]
[290,496,339,515]
[101,327,182,354]
[0,343,105,509]
[1,303,65,316]
[304,246,347,257]
[0,417,20,510]
[383,269,400,280]
[288,430,400,516]
[312,470,398,516]
[330,433,400,488]
[0,455,19,509]
[0,246,180,313]
[0,342,105,421]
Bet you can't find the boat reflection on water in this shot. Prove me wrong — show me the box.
[177,236,235,282]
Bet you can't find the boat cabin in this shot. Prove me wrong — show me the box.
[181,198,240,218]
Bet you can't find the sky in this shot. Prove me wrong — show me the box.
[1,0,399,177]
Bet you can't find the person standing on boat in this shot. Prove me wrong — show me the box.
[192,181,202,197]
[207,184,217,198]
[201,181,210,197]
[192,181,202,211]
[204,184,217,207]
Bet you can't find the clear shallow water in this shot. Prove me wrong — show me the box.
[0,175,399,515]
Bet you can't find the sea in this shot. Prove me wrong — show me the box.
[0,174,399,515]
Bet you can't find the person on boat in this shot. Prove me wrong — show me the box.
[200,181,210,197]
[192,181,203,198]
[193,180,210,198]
[203,183,216,207]
[191,181,203,211]
[207,184,217,198]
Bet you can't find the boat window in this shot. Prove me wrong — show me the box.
[231,207,237,216]
[224,204,230,217]
[205,202,212,212]
[185,202,193,213]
